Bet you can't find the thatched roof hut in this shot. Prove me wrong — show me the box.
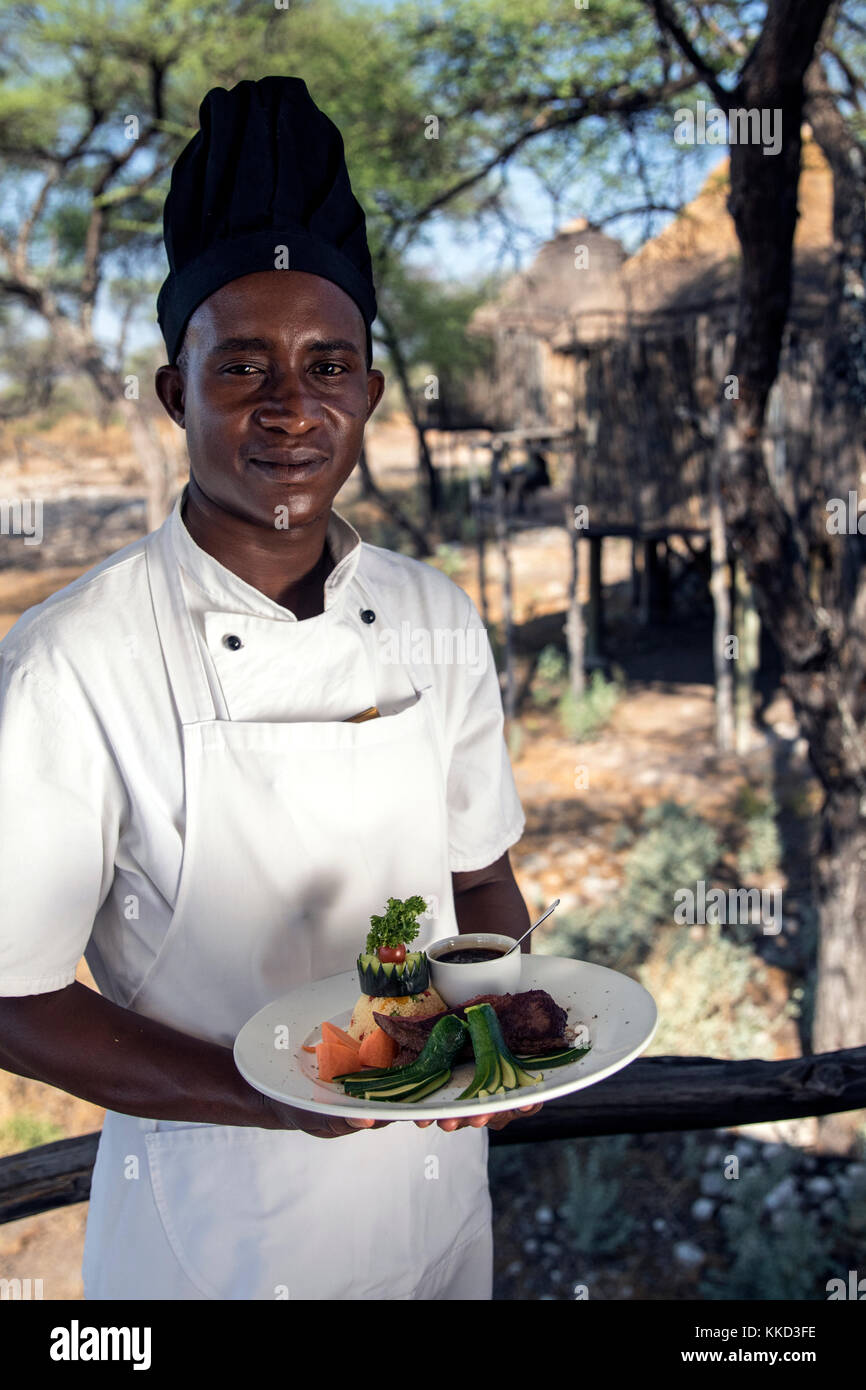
[464,133,834,533]
[606,135,832,328]
[464,218,628,431]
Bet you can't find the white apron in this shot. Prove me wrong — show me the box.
[82,518,493,1301]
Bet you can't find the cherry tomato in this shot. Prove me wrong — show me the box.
[377,944,406,963]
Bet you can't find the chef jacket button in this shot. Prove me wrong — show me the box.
[360,608,376,624]
[222,633,243,650]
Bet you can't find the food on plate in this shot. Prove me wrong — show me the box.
[347,895,446,1044]
[355,894,431,997]
[335,1015,469,1101]
[457,1003,545,1100]
[372,989,573,1067]
[315,1020,362,1082]
[311,905,593,1103]
[347,987,447,1045]
[328,993,592,1105]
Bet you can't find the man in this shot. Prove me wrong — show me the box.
[0,76,539,1300]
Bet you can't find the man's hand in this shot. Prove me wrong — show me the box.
[413,1102,543,1132]
[262,1096,543,1136]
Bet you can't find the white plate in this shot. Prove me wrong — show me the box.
[233,954,658,1121]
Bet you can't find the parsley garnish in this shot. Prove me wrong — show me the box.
[366,895,427,954]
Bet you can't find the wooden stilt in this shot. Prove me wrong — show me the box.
[710,430,734,753]
[586,534,603,663]
[565,511,586,699]
[733,554,761,755]
[491,441,516,728]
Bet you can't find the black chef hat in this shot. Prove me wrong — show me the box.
[156,76,377,368]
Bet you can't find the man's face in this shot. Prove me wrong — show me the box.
[155,270,384,530]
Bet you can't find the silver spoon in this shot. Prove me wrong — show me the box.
[502,898,560,955]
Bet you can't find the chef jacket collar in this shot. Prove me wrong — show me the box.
[167,480,363,621]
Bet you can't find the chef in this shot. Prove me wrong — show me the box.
[0,75,540,1301]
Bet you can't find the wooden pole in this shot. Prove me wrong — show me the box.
[564,435,586,698]
[586,534,603,663]
[491,440,515,729]
[638,538,652,626]
[733,552,762,755]
[631,534,642,612]
[468,439,490,629]
[709,424,735,752]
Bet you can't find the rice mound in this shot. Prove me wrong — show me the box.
[347,985,448,1043]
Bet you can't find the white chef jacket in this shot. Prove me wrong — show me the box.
[0,484,525,1001]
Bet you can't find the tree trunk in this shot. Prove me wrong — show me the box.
[355,443,431,557]
[375,309,441,516]
[733,553,761,755]
[116,397,173,533]
[709,424,734,753]
[565,499,586,700]
[491,441,515,729]
[55,318,177,534]
[656,0,866,1145]
[470,485,489,630]
[812,787,866,1151]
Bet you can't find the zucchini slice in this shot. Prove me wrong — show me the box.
[513,1045,592,1069]
[363,1068,452,1103]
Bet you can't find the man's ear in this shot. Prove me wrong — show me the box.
[155,365,186,429]
[366,368,385,420]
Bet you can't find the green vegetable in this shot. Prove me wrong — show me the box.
[514,1045,592,1069]
[355,949,430,997]
[365,896,428,955]
[333,1005,588,1109]
[336,1014,467,1095]
[457,1003,544,1100]
[357,1068,453,1102]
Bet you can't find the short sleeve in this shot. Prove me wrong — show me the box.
[443,597,526,872]
[0,652,121,995]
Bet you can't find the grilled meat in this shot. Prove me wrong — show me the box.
[372,988,569,1066]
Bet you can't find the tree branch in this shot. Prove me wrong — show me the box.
[648,0,730,105]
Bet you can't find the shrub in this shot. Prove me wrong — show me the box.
[621,801,722,928]
[540,899,650,973]
[538,800,724,975]
[699,1151,835,1300]
[638,921,799,1058]
[0,1112,64,1156]
[431,542,463,578]
[530,645,567,708]
[611,822,636,851]
[558,668,622,741]
[558,1135,638,1254]
[736,787,782,877]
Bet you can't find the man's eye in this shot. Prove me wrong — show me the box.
[221,363,262,375]
[314,361,348,376]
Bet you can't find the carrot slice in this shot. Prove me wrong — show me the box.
[321,1020,361,1052]
[358,1027,398,1068]
[317,1039,365,1082]
[301,1043,318,1053]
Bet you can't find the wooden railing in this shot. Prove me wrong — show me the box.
[2,1047,865,1226]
